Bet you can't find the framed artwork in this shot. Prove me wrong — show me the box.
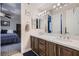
[1,20,10,26]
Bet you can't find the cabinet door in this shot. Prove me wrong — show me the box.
[57,45,78,56]
[31,36,35,51]
[48,42,57,56]
[77,51,79,56]
[39,39,46,56]
[34,38,39,54]
[31,36,39,54]
[46,42,49,56]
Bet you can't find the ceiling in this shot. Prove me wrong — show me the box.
[0,3,79,16]
[27,3,79,12]
[26,3,79,17]
[0,3,21,16]
[26,3,54,12]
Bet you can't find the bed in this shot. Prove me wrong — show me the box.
[0,30,21,56]
[1,33,20,46]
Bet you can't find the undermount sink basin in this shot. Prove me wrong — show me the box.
[61,39,72,42]
[38,32,79,43]
[38,32,45,35]
[59,38,79,43]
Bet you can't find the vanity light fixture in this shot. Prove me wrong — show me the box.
[57,3,61,6]
[0,12,5,16]
[64,4,67,6]
[53,5,56,8]
[59,6,62,9]
[38,10,47,16]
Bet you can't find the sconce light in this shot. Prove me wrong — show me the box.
[25,24,29,32]
[0,12,5,16]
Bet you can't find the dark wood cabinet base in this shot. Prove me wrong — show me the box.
[31,36,79,56]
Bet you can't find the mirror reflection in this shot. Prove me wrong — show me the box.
[31,3,79,35]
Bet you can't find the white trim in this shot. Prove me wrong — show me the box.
[32,50,39,56]
[21,48,31,54]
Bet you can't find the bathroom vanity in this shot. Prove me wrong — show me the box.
[30,6,79,56]
[30,33,79,56]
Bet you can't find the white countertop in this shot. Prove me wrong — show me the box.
[30,32,79,51]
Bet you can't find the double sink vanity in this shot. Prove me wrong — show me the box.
[30,32,79,56]
[30,5,79,56]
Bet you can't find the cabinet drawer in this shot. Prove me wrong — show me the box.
[39,43,45,50]
[39,39,46,45]
[39,49,45,56]
[39,44,46,56]
[57,45,78,56]
[39,39,46,56]
[39,40,46,52]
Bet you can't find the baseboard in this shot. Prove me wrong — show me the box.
[21,48,39,56]
[32,50,39,56]
[21,48,32,54]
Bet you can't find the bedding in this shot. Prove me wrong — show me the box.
[1,33,20,46]
[7,30,13,33]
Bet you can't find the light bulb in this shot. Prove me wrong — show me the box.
[53,5,56,8]
[64,4,67,6]
[57,3,60,6]
[59,6,62,8]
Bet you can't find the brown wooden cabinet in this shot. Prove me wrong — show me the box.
[31,36,35,51]
[31,36,39,54]
[30,36,79,56]
[45,42,49,56]
[39,39,46,56]
[77,51,79,56]
[57,45,79,56]
[34,37,39,54]
[48,42,57,56]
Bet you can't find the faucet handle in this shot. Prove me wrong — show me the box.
[67,36,70,39]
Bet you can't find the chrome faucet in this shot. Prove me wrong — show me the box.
[65,32,70,39]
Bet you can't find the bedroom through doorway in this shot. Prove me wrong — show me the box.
[0,3,21,56]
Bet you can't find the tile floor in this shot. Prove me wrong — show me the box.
[11,52,23,56]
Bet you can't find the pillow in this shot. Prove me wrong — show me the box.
[13,30,16,33]
[7,30,13,33]
[1,30,7,34]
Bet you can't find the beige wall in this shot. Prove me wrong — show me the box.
[21,4,79,53]
[21,4,31,53]
[21,3,42,53]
